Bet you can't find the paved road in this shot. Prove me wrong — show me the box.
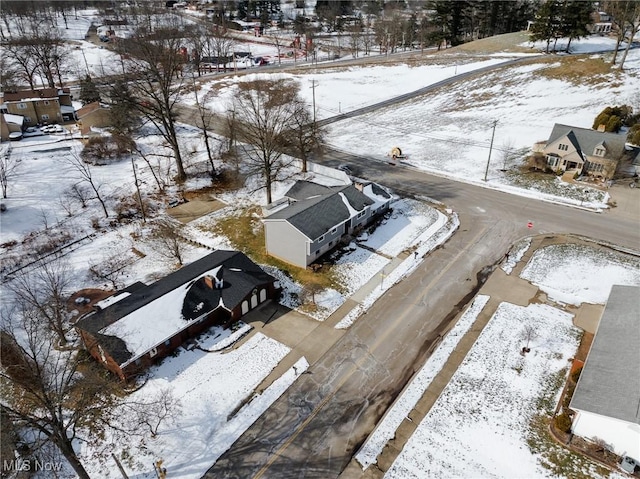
[204,148,638,478]
[197,59,638,478]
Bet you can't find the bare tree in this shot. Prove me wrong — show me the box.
[151,220,186,267]
[6,258,72,345]
[205,25,236,73]
[8,17,68,88]
[499,139,519,171]
[89,250,134,290]
[66,183,91,209]
[519,324,538,354]
[190,74,219,180]
[121,388,181,438]
[57,193,76,217]
[231,78,313,203]
[301,281,324,306]
[0,302,181,479]
[0,150,20,199]
[608,0,640,69]
[617,5,640,70]
[290,102,325,173]
[66,154,109,218]
[0,306,118,479]
[2,39,41,90]
[116,22,189,181]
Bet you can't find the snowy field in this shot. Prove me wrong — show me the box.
[385,302,582,479]
[360,243,640,478]
[520,243,640,305]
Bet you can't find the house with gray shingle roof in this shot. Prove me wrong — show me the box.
[75,250,279,380]
[263,180,392,268]
[542,124,626,180]
[569,285,640,461]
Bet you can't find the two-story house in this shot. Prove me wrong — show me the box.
[263,180,393,268]
[1,88,76,127]
[542,124,626,180]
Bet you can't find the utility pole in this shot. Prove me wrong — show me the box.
[310,79,318,124]
[484,120,498,182]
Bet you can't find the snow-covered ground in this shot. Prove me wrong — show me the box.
[385,302,582,479]
[359,243,639,478]
[187,35,639,210]
[2,24,639,479]
[520,243,640,305]
[1,121,455,479]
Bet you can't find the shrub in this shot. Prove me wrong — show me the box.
[592,105,634,132]
[627,124,640,146]
[81,135,135,165]
[554,413,573,433]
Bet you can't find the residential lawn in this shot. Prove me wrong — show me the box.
[203,206,343,292]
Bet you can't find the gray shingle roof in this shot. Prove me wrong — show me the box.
[548,124,626,160]
[569,285,640,425]
[267,182,374,240]
[284,180,333,200]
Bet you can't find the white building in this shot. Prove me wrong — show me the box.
[569,285,640,461]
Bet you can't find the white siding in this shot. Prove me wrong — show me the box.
[572,409,640,461]
[264,220,310,268]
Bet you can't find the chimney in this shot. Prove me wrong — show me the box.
[204,275,214,289]
[597,124,606,132]
[213,266,224,289]
[354,182,364,192]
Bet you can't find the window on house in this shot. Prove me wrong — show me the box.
[318,235,325,242]
[594,148,605,156]
[357,210,366,219]
[547,157,558,167]
[558,143,568,151]
[331,227,337,235]
[149,347,158,358]
[41,114,49,121]
[164,339,171,346]
[17,103,27,110]
[329,241,334,247]
[24,116,32,123]
[43,100,50,106]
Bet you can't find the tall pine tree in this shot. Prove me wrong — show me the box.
[561,0,594,52]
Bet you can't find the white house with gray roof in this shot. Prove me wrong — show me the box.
[542,123,627,180]
[263,180,392,268]
[569,285,640,461]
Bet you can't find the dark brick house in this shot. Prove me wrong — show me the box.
[76,251,280,380]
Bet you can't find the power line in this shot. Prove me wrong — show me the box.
[316,105,512,153]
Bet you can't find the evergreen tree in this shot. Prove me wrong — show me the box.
[108,79,141,136]
[79,75,100,105]
[561,0,594,52]
[529,0,563,53]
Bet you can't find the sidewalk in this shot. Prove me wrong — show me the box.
[240,255,406,395]
[339,234,612,478]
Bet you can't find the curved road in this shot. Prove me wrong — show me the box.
[199,58,639,479]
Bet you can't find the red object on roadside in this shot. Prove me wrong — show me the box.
[527,221,533,229]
